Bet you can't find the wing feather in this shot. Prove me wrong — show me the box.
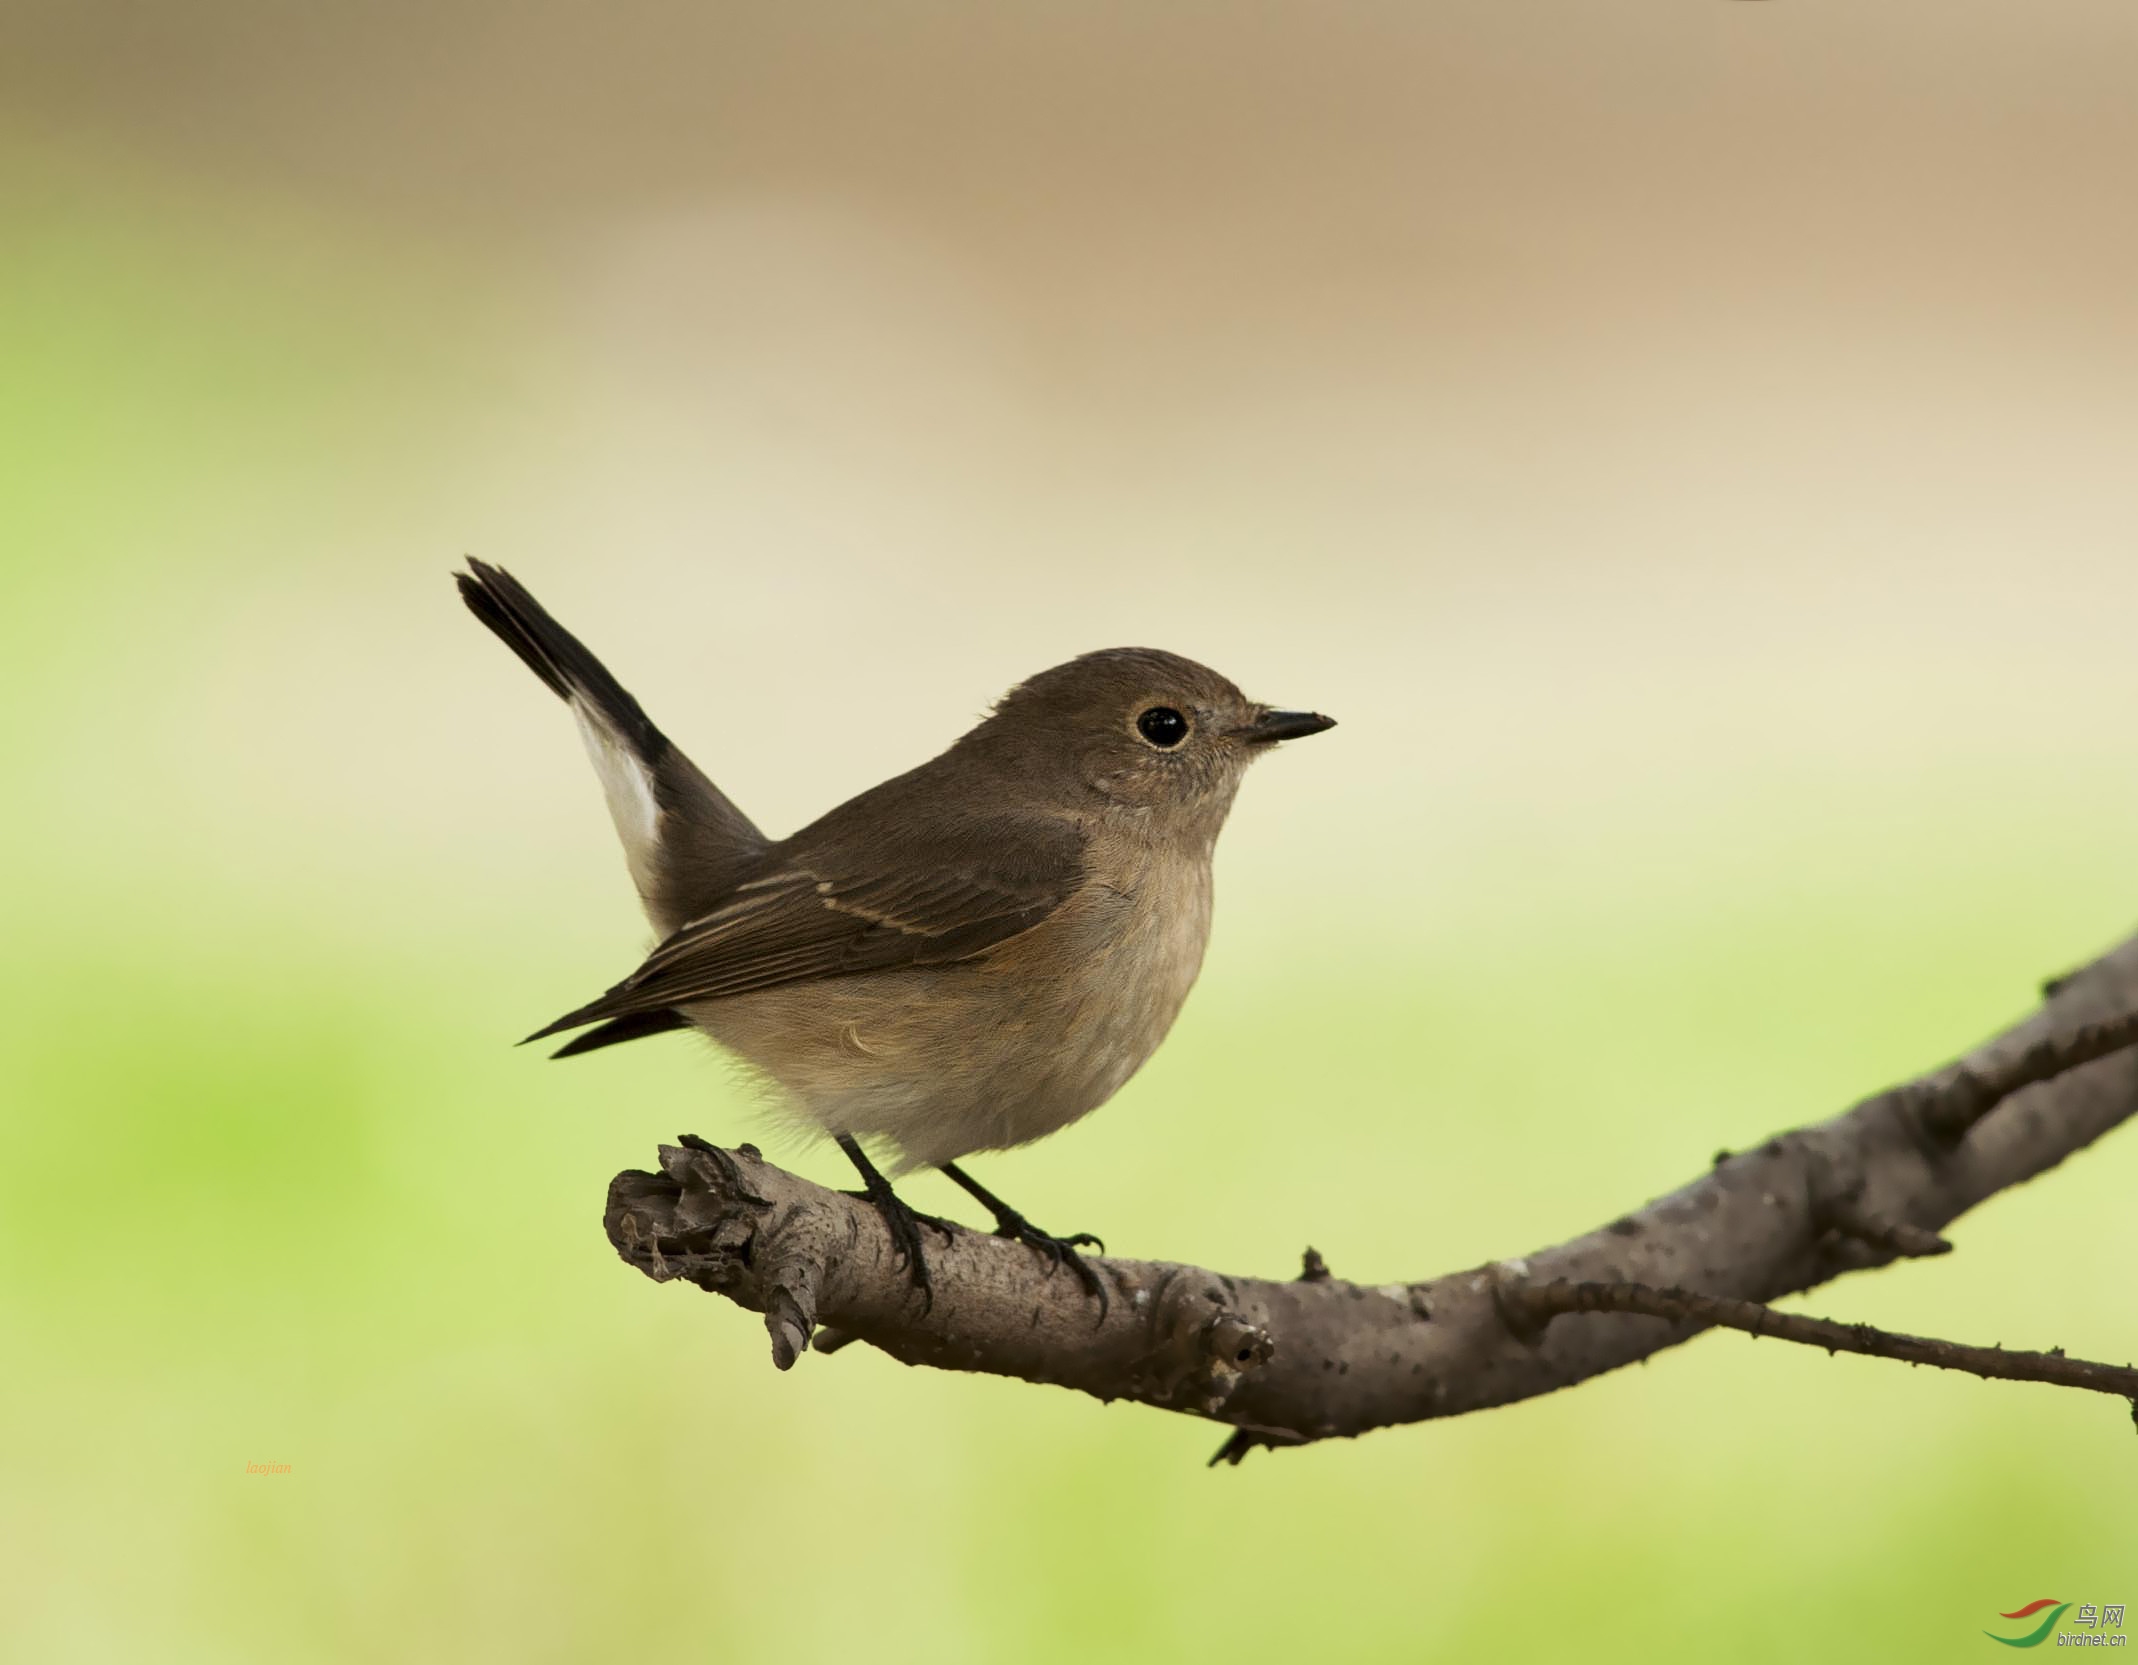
[526,817,1084,1042]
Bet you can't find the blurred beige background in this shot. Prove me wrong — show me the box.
[9,1,2136,913]
[3,5,2134,1662]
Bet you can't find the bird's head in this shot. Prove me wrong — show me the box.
[975,647,1334,835]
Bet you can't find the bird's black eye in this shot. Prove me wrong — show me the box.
[1136,706,1189,748]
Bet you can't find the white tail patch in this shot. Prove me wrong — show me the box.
[572,702,663,897]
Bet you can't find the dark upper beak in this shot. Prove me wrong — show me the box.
[1234,708,1337,744]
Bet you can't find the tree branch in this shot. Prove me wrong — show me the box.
[602,931,2138,1456]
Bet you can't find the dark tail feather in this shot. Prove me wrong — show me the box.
[456,559,670,764]
[457,557,772,935]
[545,1008,693,1059]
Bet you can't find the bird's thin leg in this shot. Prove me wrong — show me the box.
[836,1134,949,1314]
[937,1161,1109,1317]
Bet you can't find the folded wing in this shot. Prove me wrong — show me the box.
[526,818,1085,1043]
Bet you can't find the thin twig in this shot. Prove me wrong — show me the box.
[1500,1278,2138,1402]
[1821,1201,1952,1259]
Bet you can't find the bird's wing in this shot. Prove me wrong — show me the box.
[525,817,1085,1042]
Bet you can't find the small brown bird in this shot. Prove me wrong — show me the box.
[458,561,1333,1310]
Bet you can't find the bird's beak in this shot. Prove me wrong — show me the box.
[1233,708,1337,744]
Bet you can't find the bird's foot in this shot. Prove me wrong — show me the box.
[839,1185,956,1313]
[989,1209,1110,1317]
[933,1159,1112,1319]
[836,1134,951,1314]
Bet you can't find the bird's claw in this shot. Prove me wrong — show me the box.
[842,1187,954,1314]
[994,1212,1110,1318]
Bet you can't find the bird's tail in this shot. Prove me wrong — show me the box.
[457,559,669,762]
[457,560,768,934]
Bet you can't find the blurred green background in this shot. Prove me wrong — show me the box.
[3,4,2135,1660]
